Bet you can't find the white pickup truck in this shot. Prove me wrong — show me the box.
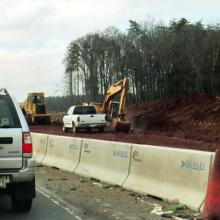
[62,105,106,132]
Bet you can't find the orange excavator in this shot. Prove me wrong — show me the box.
[92,77,131,132]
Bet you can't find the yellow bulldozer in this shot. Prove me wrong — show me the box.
[20,92,51,125]
[91,77,131,132]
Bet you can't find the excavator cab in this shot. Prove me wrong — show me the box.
[108,101,120,119]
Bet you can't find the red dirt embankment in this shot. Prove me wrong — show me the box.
[30,95,220,152]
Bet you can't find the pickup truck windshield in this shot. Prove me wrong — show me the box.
[73,106,97,115]
[0,95,21,128]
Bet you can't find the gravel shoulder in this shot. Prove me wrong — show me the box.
[36,165,200,220]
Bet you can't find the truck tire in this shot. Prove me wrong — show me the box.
[11,198,32,212]
[62,125,67,132]
[87,127,92,132]
[72,123,78,133]
[98,127,104,133]
[9,178,35,212]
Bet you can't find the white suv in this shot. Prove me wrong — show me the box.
[0,89,35,212]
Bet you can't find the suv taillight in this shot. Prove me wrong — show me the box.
[22,132,32,157]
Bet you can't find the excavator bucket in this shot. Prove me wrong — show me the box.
[112,118,130,133]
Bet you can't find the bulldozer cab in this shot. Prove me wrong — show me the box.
[28,94,44,104]
[27,93,47,115]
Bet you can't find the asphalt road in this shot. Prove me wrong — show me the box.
[0,191,77,220]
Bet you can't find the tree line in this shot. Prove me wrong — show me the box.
[46,95,95,113]
[63,18,220,105]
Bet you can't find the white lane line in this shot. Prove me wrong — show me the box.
[36,185,83,220]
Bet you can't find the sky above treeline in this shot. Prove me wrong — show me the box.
[0,0,219,101]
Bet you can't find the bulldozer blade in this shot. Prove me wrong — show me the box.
[32,116,51,125]
[38,117,51,125]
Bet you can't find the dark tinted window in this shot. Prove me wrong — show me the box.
[0,95,21,128]
[87,106,97,114]
[32,95,43,104]
[73,106,97,115]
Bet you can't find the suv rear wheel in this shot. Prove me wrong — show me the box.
[9,178,35,212]
[11,198,32,212]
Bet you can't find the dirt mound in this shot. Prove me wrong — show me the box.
[126,95,220,148]
[128,95,220,130]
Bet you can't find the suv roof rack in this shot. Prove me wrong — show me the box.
[0,88,9,95]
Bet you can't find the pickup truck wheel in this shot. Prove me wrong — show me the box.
[11,198,32,212]
[98,127,104,133]
[62,126,67,132]
[72,123,78,133]
[87,128,92,132]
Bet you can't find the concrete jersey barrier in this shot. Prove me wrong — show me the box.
[31,132,48,163]
[123,144,214,211]
[75,139,132,186]
[41,135,82,173]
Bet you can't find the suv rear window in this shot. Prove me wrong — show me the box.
[0,95,21,128]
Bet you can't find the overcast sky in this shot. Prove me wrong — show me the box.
[0,0,219,101]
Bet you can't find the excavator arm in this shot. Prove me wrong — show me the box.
[101,77,129,118]
[101,77,130,132]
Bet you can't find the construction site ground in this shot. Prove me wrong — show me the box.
[32,95,219,219]
[31,95,220,152]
